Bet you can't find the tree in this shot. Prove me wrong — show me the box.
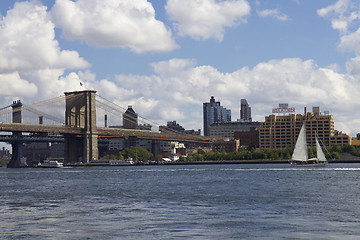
[121,147,153,163]
[197,149,205,154]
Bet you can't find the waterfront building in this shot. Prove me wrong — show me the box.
[240,99,252,122]
[209,121,261,138]
[203,96,231,136]
[259,107,352,149]
[212,139,240,152]
[234,127,259,147]
[160,141,186,161]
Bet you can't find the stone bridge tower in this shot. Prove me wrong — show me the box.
[64,90,98,163]
[7,100,23,168]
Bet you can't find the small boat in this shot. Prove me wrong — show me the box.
[109,159,134,166]
[290,123,328,167]
[38,160,63,168]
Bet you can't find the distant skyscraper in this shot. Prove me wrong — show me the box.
[203,96,231,136]
[240,99,252,122]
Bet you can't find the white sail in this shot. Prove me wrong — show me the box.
[291,123,308,162]
[316,137,327,162]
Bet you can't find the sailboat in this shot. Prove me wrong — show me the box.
[290,123,328,166]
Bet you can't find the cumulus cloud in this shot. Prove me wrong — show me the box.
[257,9,289,21]
[318,1,360,84]
[165,0,251,41]
[318,0,360,53]
[317,0,359,33]
[0,0,91,124]
[105,58,360,134]
[0,72,37,97]
[0,1,89,73]
[50,0,178,53]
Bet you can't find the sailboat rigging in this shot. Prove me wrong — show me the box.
[290,123,328,166]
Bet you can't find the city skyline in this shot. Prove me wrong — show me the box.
[1,0,360,137]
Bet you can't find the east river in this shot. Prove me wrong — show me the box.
[1,163,360,239]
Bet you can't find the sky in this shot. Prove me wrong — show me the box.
[1,0,360,137]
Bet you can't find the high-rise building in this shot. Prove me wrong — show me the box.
[240,99,252,122]
[123,106,138,129]
[203,96,231,136]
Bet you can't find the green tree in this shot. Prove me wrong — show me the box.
[197,149,206,154]
[121,146,153,163]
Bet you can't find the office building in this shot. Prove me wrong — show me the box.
[259,107,351,149]
[203,96,231,136]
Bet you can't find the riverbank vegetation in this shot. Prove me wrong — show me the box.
[101,146,153,163]
[181,144,360,162]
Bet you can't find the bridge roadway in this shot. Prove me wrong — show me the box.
[0,122,214,143]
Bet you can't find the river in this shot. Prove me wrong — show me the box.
[1,163,360,239]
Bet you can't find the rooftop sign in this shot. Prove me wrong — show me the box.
[272,103,295,114]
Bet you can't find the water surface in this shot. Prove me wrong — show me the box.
[1,163,360,239]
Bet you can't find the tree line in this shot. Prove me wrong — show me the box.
[102,144,360,163]
[181,145,360,162]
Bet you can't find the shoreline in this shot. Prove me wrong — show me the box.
[65,158,360,167]
[2,158,360,168]
[161,159,360,165]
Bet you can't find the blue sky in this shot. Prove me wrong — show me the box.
[0,0,360,137]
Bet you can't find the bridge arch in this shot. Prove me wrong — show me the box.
[64,90,98,163]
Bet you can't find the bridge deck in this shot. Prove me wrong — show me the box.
[0,123,215,143]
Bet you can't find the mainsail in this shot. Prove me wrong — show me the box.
[316,137,327,162]
[291,123,308,162]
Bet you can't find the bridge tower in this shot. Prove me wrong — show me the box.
[7,100,24,168]
[64,90,98,163]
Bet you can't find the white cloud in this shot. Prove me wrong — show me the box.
[0,72,37,97]
[102,58,360,135]
[318,0,360,88]
[0,1,89,73]
[165,0,251,41]
[51,0,178,53]
[338,28,360,55]
[0,0,91,123]
[257,9,289,21]
[317,0,360,33]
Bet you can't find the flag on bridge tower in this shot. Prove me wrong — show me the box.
[80,81,83,87]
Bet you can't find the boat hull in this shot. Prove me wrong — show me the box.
[290,160,327,167]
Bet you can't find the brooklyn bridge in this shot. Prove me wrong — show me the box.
[0,90,215,167]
